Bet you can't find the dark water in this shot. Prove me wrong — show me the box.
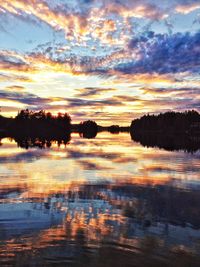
[0,132,200,267]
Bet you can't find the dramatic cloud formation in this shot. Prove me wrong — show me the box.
[0,0,200,123]
[115,31,200,75]
[75,87,116,98]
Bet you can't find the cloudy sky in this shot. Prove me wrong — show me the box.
[0,0,200,125]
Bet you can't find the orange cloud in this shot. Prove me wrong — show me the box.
[0,0,167,48]
[175,3,200,14]
[5,85,26,91]
[0,50,88,79]
[103,72,176,86]
[105,3,167,20]
[0,0,89,42]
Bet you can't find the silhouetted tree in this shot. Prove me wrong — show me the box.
[130,110,200,152]
[108,125,120,134]
[12,109,71,135]
[79,120,98,138]
[131,110,200,133]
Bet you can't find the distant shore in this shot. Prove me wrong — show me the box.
[0,109,200,141]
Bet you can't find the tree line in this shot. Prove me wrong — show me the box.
[131,110,200,133]
[0,109,99,138]
[1,109,200,141]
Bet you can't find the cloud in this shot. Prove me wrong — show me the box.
[141,87,200,97]
[0,90,49,107]
[115,31,200,75]
[0,10,199,80]
[61,97,123,108]
[0,49,91,79]
[11,30,197,82]
[0,73,33,83]
[113,95,140,102]
[139,96,200,113]
[0,90,124,116]
[103,1,167,20]
[0,0,200,122]
[75,87,116,98]
[175,2,200,14]
[5,85,26,91]
[0,50,35,74]
[0,0,199,50]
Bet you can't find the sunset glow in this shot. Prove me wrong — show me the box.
[0,0,200,124]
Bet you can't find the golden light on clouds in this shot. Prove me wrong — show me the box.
[175,3,200,14]
[0,0,200,122]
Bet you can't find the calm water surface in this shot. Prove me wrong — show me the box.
[0,132,200,267]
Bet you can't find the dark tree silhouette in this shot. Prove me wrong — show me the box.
[10,109,71,136]
[79,120,98,138]
[108,125,120,134]
[16,109,71,126]
[130,110,200,152]
[131,110,200,133]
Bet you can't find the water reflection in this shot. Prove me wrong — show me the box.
[2,129,200,152]
[0,133,200,266]
[131,131,200,153]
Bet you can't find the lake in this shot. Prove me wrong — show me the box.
[0,132,200,267]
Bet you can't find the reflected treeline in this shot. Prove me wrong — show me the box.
[1,132,200,152]
[0,132,71,150]
[131,131,200,152]
[14,134,71,149]
[1,131,200,152]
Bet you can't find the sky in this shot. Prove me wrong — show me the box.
[0,0,200,125]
